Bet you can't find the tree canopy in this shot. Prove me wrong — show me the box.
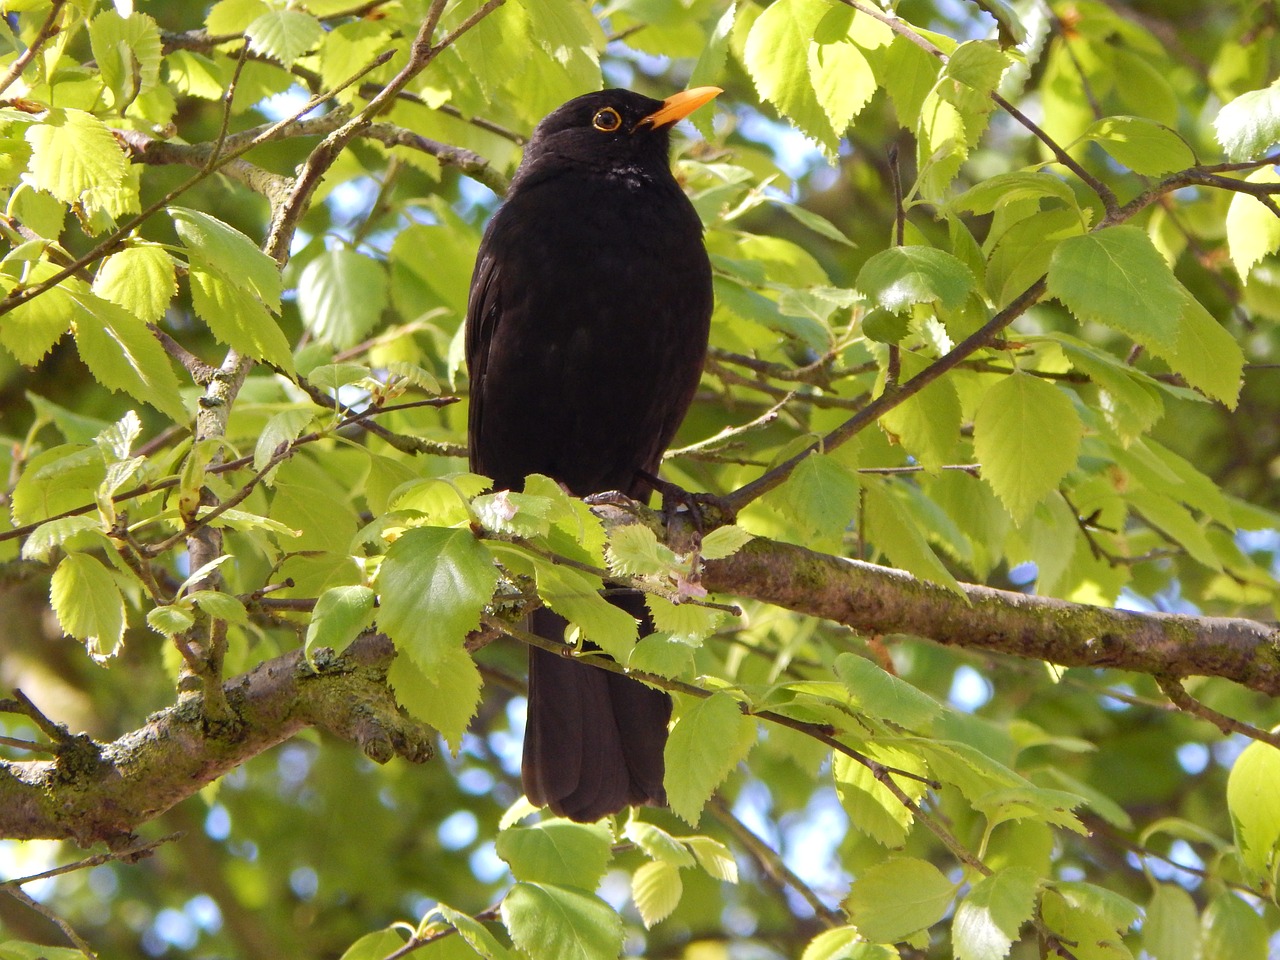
[1,0,1279,958]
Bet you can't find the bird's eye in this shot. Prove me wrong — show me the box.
[591,107,622,132]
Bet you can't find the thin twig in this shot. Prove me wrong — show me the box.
[1157,677,1280,750]
[708,795,845,927]
[0,0,68,97]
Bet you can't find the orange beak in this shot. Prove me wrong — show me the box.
[639,86,723,129]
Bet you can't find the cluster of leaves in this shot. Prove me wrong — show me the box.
[2,0,1280,959]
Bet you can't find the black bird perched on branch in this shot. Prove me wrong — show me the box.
[465,86,721,821]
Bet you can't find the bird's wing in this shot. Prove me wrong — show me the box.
[464,241,502,472]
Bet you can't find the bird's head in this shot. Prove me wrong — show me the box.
[518,87,722,176]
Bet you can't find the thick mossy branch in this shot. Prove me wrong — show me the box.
[0,635,432,844]
[700,531,1280,696]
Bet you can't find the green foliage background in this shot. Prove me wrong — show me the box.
[1,0,1279,958]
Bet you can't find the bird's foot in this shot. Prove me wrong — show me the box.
[636,470,737,539]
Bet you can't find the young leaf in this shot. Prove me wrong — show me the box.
[665,693,755,826]
[88,10,163,108]
[500,882,623,960]
[972,374,1082,524]
[297,248,389,349]
[843,857,956,943]
[1046,226,1183,349]
[188,266,295,374]
[1143,883,1200,960]
[51,552,126,661]
[386,644,481,753]
[606,524,679,577]
[93,244,176,324]
[743,0,839,153]
[305,585,376,658]
[631,859,682,928]
[1084,116,1196,175]
[801,927,898,960]
[376,527,498,671]
[623,821,696,867]
[1201,892,1267,960]
[834,653,943,730]
[169,207,281,307]
[246,8,323,66]
[1143,291,1243,408]
[1226,740,1280,889]
[68,289,187,422]
[771,453,860,541]
[1213,80,1280,161]
[1224,168,1280,279]
[24,108,127,205]
[495,818,613,889]
[685,836,738,883]
[862,480,964,594]
[832,748,925,847]
[856,246,976,313]
[953,867,1040,960]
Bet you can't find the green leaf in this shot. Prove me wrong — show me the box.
[743,0,839,153]
[496,818,613,889]
[1213,80,1280,161]
[1047,881,1141,931]
[305,585,376,658]
[169,207,281,307]
[1084,116,1196,175]
[843,857,956,943]
[953,867,1040,960]
[1040,888,1134,960]
[336,928,407,960]
[0,941,90,960]
[623,821,695,867]
[665,692,755,826]
[832,746,927,847]
[809,8,876,140]
[473,490,553,539]
[645,595,722,644]
[1055,335,1165,443]
[1226,739,1280,888]
[186,589,248,624]
[1046,226,1183,349]
[856,246,976,313]
[834,653,943,730]
[0,276,72,365]
[189,266,295,374]
[878,353,962,472]
[529,559,638,659]
[972,374,1082,523]
[68,288,188,422]
[387,644,481,753]
[685,835,738,882]
[1143,291,1244,408]
[92,244,176,325]
[10,443,104,526]
[771,453,860,541]
[862,480,964,594]
[297,248,389,349]
[1225,168,1280,279]
[377,527,498,672]
[88,10,163,109]
[948,171,1079,216]
[21,515,103,563]
[51,552,126,661]
[1142,883,1200,960]
[24,108,127,205]
[246,8,323,66]
[146,603,196,639]
[606,524,679,577]
[500,882,623,960]
[1201,892,1267,960]
[436,902,519,960]
[699,525,754,561]
[253,407,315,472]
[631,859,682,928]
[801,928,899,960]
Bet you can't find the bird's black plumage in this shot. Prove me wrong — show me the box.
[465,87,719,821]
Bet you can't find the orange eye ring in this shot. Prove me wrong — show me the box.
[592,107,622,132]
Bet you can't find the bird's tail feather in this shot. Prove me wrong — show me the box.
[522,599,670,822]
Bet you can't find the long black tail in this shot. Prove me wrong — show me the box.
[521,596,670,822]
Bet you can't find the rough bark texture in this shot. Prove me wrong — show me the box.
[1,634,432,844]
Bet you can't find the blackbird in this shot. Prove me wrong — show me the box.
[465,87,720,821]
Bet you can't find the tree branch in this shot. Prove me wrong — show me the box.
[0,634,432,844]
